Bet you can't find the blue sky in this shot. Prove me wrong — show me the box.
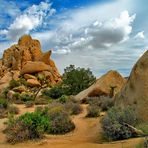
[0,0,148,77]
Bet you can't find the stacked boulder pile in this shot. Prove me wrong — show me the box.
[0,35,61,93]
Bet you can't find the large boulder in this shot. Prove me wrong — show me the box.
[21,61,51,74]
[75,70,126,101]
[27,79,41,87]
[24,74,37,80]
[115,50,148,122]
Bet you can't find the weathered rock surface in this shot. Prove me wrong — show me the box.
[13,85,27,93]
[21,61,51,74]
[24,74,37,80]
[0,35,61,92]
[75,70,126,101]
[115,50,148,122]
[0,72,12,93]
[27,79,41,87]
[7,90,15,100]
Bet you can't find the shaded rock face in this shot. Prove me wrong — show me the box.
[0,35,61,92]
[75,70,126,101]
[115,50,148,122]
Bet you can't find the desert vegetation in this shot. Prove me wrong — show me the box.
[4,104,75,144]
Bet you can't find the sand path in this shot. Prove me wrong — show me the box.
[0,104,143,148]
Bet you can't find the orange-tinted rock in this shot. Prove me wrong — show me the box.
[0,72,12,93]
[24,74,37,80]
[21,61,51,74]
[115,50,148,122]
[27,79,41,87]
[0,35,61,92]
[13,85,27,93]
[75,70,126,101]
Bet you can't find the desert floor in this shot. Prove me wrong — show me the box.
[0,104,144,148]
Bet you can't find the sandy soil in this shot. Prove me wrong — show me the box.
[0,104,143,148]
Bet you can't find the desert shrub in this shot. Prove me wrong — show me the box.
[86,96,114,111]
[0,109,8,118]
[13,92,20,100]
[34,97,49,105]
[25,101,34,108]
[5,110,51,144]
[2,87,10,98]
[18,78,27,86]
[62,65,96,95]
[5,102,75,143]
[19,93,33,102]
[64,102,82,115]
[102,106,139,141]
[99,97,114,111]
[144,138,148,148]
[8,105,19,114]
[0,99,19,118]
[86,97,101,106]
[0,98,8,109]
[86,105,100,117]
[48,107,75,134]
[136,123,148,135]
[9,79,20,89]
[59,95,69,103]
[42,85,64,99]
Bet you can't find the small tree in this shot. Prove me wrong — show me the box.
[62,65,96,95]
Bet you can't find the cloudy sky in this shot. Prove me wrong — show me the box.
[0,0,147,77]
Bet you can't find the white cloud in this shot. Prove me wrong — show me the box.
[0,1,56,41]
[53,49,71,54]
[134,31,145,39]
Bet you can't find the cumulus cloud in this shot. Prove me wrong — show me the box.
[32,10,136,55]
[0,1,56,41]
[134,31,145,39]
[70,11,136,49]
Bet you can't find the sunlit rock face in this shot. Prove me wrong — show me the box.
[0,35,61,92]
[115,50,148,122]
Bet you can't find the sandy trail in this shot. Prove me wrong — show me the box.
[0,104,143,148]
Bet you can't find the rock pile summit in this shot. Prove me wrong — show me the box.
[0,35,61,91]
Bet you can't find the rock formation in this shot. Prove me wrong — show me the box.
[75,70,126,101]
[0,35,61,92]
[115,50,148,122]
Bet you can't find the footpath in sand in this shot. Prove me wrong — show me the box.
[0,104,143,148]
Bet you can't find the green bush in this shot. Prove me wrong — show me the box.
[5,110,51,144]
[86,96,114,111]
[62,65,96,95]
[136,123,148,135]
[19,93,33,102]
[9,79,20,89]
[5,103,75,143]
[102,106,139,141]
[99,97,114,111]
[42,85,64,99]
[48,107,75,134]
[25,101,34,108]
[8,105,19,114]
[86,105,100,117]
[59,95,69,103]
[64,102,82,115]
[0,98,8,109]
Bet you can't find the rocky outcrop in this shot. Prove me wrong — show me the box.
[21,61,51,74]
[24,74,37,80]
[115,50,148,122]
[0,35,61,92]
[27,79,41,87]
[75,70,126,101]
